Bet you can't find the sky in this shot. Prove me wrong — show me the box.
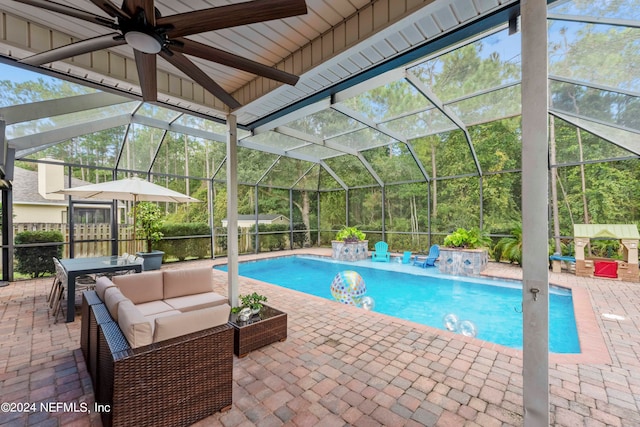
[0,62,57,83]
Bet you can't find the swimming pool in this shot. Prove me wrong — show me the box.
[216,256,580,353]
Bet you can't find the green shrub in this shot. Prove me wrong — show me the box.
[292,222,309,248]
[156,222,211,261]
[15,230,64,278]
[214,227,228,252]
[590,239,621,259]
[253,224,289,251]
[493,225,522,264]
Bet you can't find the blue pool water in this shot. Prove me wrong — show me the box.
[216,256,580,353]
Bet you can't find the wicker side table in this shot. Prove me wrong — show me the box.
[228,305,287,357]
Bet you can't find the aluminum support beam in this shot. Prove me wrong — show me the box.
[521,1,550,425]
[2,186,14,283]
[319,161,348,190]
[549,74,640,99]
[275,126,359,156]
[129,115,227,143]
[226,114,239,308]
[548,13,640,29]
[253,99,331,135]
[11,114,131,152]
[356,153,384,188]
[333,68,406,104]
[330,104,408,144]
[405,73,483,176]
[0,92,132,125]
[328,102,430,182]
[550,111,640,156]
[550,109,640,136]
[209,179,216,258]
[238,139,320,164]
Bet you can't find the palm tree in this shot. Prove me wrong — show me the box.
[493,225,522,265]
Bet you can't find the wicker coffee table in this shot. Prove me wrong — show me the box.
[228,305,287,357]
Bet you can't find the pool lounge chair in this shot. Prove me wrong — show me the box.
[371,241,391,262]
[413,245,439,268]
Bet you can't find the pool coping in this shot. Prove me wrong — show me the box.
[214,252,612,365]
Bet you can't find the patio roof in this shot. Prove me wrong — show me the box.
[0,0,525,122]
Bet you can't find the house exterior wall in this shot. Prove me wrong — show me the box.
[14,204,66,223]
[37,160,65,200]
[222,216,290,228]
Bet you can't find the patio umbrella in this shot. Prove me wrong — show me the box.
[54,177,200,251]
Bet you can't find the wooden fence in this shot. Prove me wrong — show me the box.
[10,223,293,259]
[12,223,135,258]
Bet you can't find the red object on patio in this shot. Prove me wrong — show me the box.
[594,260,618,278]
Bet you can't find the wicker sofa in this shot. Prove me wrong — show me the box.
[80,267,233,427]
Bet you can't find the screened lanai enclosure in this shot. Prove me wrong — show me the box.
[0,1,639,424]
[1,0,638,280]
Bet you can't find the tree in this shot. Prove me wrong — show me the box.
[133,202,165,253]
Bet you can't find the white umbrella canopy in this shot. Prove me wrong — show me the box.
[53,177,200,203]
[54,177,200,253]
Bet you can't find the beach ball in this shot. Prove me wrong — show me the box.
[459,320,477,337]
[361,296,375,311]
[443,313,459,332]
[330,270,366,305]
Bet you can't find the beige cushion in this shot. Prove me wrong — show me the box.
[153,304,230,343]
[163,268,214,299]
[117,300,153,348]
[135,300,175,316]
[113,271,164,304]
[104,287,129,321]
[95,276,115,301]
[145,310,182,333]
[164,292,228,312]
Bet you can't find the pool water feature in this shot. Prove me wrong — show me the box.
[216,256,580,353]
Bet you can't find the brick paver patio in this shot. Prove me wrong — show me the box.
[1,248,639,426]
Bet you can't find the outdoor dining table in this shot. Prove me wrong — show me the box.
[59,256,142,323]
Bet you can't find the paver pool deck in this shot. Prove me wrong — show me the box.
[1,248,639,426]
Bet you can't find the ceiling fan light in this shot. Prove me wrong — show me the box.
[125,31,162,54]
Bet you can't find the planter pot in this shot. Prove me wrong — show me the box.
[438,248,488,276]
[136,250,165,271]
[331,240,369,262]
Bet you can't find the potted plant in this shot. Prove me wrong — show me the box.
[232,292,268,320]
[440,227,490,276]
[443,227,491,249]
[335,226,366,243]
[133,202,165,271]
[332,226,368,261]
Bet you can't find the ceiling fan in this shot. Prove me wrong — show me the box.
[13,0,308,109]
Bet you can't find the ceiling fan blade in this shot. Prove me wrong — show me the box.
[160,50,241,109]
[19,33,125,66]
[88,0,131,21]
[173,38,298,86]
[122,0,155,25]
[12,0,116,28]
[160,0,308,39]
[134,49,157,101]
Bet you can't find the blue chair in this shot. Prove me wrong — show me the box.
[371,241,390,262]
[413,245,439,268]
[402,251,413,264]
